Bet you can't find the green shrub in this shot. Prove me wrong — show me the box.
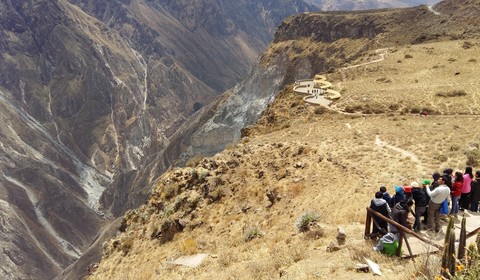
[295,211,320,232]
[244,227,263,242]
[451,247,480,279]
[199,170,209,181]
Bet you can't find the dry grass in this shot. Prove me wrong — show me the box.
[333,40,480,116]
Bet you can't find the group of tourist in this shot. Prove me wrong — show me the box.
[370,166,480,238]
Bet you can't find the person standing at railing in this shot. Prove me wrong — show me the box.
[450,171,463,218]
[369,191,392,238]
[470,170,480,212]
[425,175,451,233]
[411,181,428,232]
[460,166,474,211]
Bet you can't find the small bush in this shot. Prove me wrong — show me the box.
[465,149,480,167]
[185,155,204,167]
[163,185,179,200]
[436,90,467,97]
[468,58,477,63]
[120,236,134,256]
[181,238,198,255]
[450,144,460,152]
[410,107,422,114]
[345,105,363,113]
[436,154,448,162]
[199,170,209,181]
[376,77,391,83]
[244,227,263,242]
[295,211,320,232]
[314,106,327,115]
[462,41,474,49]
[218,251,236,267]
[388,103,400,111]
[208,187,225,203]
[404,54,413,59]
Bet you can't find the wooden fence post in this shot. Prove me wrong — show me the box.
[365,210,372,239]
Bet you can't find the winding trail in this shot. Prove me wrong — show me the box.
[340,48,388,71]
[374,135,427,174]
[428,5,441,16]
[374,135,419,162]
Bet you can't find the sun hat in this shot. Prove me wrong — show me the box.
[394,186,404,193]
[411,181,419,188]
[421,179,431,185]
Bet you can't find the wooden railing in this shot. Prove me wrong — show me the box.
[365,207,443,257]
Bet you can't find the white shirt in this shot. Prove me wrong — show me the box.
[426,184,450,204]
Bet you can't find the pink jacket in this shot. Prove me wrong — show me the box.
[462,174,472,193]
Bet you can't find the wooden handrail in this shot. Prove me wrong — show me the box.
[366,207,443,250]
[466,226,480,239]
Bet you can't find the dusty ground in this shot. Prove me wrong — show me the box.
[87,38,480,280]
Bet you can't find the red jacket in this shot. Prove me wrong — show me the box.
[451,181,462,197]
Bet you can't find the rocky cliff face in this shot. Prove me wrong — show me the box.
[63,0,317,215]
[0,0,316,279]
[0,1,163,278]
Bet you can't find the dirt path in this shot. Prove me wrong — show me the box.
[374,135,427,174]
[428,5,441,16]
[340,48,388,71]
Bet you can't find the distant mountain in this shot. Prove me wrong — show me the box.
[310,0,440,10]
